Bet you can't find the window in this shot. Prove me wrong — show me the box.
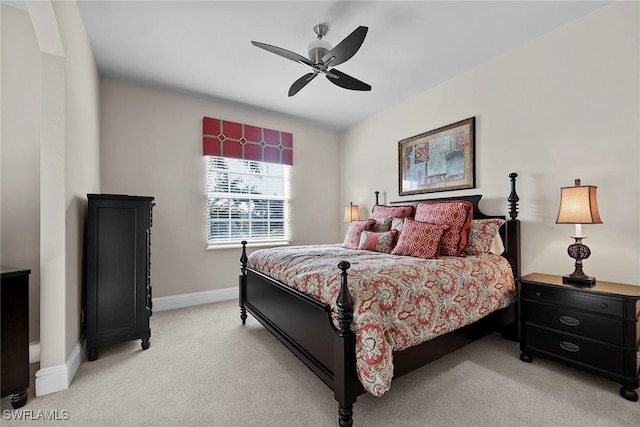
[206,156,290,245]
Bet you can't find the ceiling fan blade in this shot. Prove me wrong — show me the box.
[326,69,371,91]
[321,26,368,67]
[251,41,314,67]
[289,73,318,97]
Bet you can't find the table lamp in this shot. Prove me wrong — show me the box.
[343,202,360,222]
[555,179,602,286]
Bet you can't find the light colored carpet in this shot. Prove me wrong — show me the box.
[2,300,638,426]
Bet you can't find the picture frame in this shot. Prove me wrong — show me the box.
[398,117,475,196]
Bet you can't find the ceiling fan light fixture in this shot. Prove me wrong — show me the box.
[308,38,332,64]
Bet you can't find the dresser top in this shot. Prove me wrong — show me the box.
[88,193,154,201]
[1,266,32,277]
[522,273,640,298]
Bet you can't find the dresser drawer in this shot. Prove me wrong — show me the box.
[522,301,625,346]
[521,282,623,317]
[524,325,626,376]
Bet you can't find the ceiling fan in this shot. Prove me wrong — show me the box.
[251,24,371,97]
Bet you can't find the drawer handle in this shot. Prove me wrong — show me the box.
[559,316,580,327]
[600,303,608,309]
[559,341,580,353]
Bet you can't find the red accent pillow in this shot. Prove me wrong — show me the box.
[390,218,447,259]
[342,219,376,249]
[465,218,505,255]
[371,205,415,221]
[414,201,473,256]
[358,230,398,253]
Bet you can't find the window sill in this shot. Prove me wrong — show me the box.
[206,241,291,251]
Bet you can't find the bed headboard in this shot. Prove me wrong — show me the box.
[387,194,499,220]
[373,173,521,281]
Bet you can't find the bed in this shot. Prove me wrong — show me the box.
[239,173,521,426]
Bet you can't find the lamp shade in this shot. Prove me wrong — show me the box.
[343,203,360,222]
[556,179,602,224]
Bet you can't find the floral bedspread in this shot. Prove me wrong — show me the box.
[247,244,516,397]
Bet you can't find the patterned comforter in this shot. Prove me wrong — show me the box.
[247,244,516,397]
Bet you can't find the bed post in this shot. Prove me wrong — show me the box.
[334,260,357,427]
[502,173,521,341]
[239,240,248,325]
[505,173,521,280]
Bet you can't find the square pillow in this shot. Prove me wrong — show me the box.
[414,201,473,256]
[371,205,415,221]
[342,219,376,249]
[358,230,398,253]
[372,216,393,232]
[465,218,505,255]
[390,218,448,259]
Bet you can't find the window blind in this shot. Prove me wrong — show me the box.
[206,156,291,244]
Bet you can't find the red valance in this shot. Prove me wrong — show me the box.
[203,117,293,165]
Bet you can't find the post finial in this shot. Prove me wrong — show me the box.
[240,241,248,274]
[508,173,519,221]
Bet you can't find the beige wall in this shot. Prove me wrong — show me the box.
[99,79,341,297]
[1,5,42,341]
[1,1,100,377]
[340,2,640,285]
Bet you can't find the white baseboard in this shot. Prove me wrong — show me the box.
[152,287,236,312]
[35,339,85,396]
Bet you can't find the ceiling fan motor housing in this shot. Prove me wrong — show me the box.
[308,38,331,64]
[308,24,331,64]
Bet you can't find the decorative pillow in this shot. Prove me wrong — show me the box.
[490,233,505,255]
[465,218,506,255]
[390,218,448,259]
[342,219,376,249]
[371,205,415,221]
[391,217,404,233]
[372,216,393,232]
[414,201,473,256]
[358,230,398,254]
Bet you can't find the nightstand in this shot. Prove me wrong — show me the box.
[1,267,31,409]
[519,273,640,402]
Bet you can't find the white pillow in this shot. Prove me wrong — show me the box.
[489,233,505,255]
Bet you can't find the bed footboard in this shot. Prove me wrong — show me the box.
[239,243,362,426]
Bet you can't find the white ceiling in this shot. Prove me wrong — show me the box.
[14,1,612,131]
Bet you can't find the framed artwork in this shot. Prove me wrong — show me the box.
[398,117,475,196]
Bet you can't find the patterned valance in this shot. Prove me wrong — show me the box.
[202,117,293,165]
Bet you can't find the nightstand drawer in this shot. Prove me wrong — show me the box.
[524,325,625,376]
[521,283,623,317]
[522,301,624,345]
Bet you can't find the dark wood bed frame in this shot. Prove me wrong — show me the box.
[239,173,521,426]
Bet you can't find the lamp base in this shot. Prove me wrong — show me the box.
[562,274,596,287]
[564,236,596,287]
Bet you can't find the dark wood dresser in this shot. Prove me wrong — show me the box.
[1,266,31,408]
[85,194,154,361]
[520,273,640,401]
